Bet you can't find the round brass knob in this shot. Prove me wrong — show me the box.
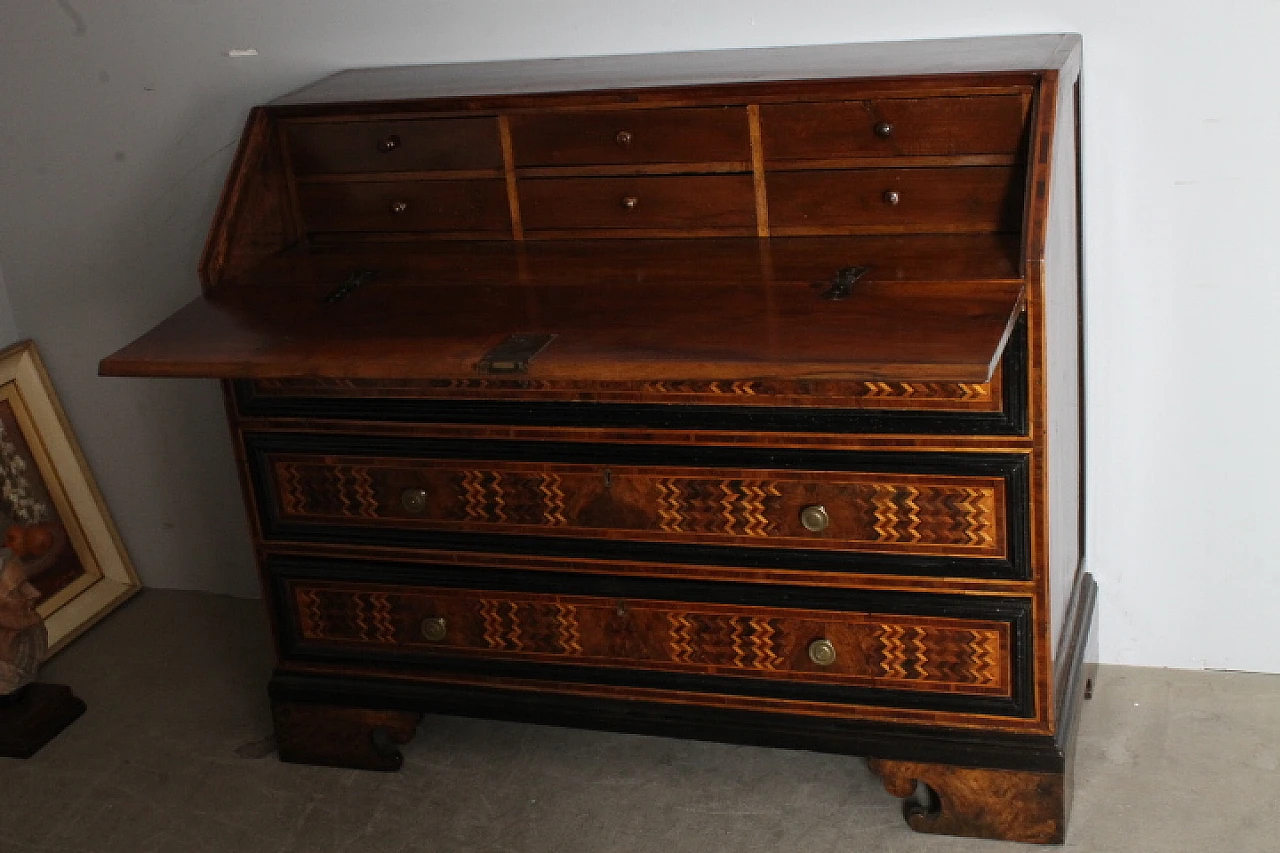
[401,487,428,514]
[389,200,409,215]
[378,135,401,153]
[616,130,634,147]
[799,504,829,533]
[621,196,639,210]
[808,638,837,667]
[873,121,894,138]
[421,616,447,643]
[882,190,901,206]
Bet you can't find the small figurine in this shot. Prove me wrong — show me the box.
[0,548,47,696]
[0,522,65,697]
[0,521,86,759]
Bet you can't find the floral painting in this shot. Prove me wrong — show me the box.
[0,342,137,654]
[0,396,96,614]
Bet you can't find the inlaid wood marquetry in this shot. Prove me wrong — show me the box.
[249,375,1002,411]
[268,457,1006,557]
[101,36,1092,844]
[287,580,1013,696]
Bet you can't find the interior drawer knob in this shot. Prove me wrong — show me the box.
[389,200,409,215]
[421,617,447,643]
[799,504,829,533]
[620,196,639,211]
[808,638,837,667]
[882,190,901,206]
[378,134,401,153]
[873,121,894,138]
[401,487,428,513]
[615,130,634,147]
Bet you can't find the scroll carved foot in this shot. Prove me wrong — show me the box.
[869,758,1067,844]
[272,700,422,771]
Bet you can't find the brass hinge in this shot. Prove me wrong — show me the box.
[819,265,871,300]
[325,269,376,303]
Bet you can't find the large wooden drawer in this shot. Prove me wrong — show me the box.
[269,555,1033,718]
[519,175,756,231]
[767,167,1023,234]
[509,107,751,167]
[284,117,504,175]
[296,179,511,234]
[245,435,1031,579]
[760,96,1029,161]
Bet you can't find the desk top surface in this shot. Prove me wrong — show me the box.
[274,34,1080,106]
[101,238,1024,384]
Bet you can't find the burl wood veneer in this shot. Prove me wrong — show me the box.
[101,34,1094,843]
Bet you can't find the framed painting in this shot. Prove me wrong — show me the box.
[0,340,139,655]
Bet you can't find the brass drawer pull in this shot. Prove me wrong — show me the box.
[873,121,894,138]
[799,504,829,533]
[621,196,639,211]
[615,130,634,147]
[808,638,837,667]
[378,134,401,153]
[401,487,428,514]
[389,200,409,215]
[421,617,447,643]
[882,190,901,206]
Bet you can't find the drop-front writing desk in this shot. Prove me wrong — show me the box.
[101,34,1094,844]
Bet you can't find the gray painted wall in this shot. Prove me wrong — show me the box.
[1,2,1278,670]
[0,261,22,347]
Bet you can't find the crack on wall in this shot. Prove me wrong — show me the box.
[56,0,88,36]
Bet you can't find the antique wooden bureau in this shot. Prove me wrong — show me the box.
[100,34,1094,844]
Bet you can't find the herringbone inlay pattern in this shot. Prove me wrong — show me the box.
[270,459,1005,555]
[290,584,1011,694]
[252,376,998,410]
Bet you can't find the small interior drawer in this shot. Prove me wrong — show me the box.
[284,117,504,175]
[760,95,1029,161]
[509,107,751,167]
[519,175,756,231]
[295,179,511,234]
[767,167,1023,233]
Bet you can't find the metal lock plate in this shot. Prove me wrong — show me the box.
[478,333,557,374]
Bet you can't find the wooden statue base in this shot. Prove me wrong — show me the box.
[0,683,87,759]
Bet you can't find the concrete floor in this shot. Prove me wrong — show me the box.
[1,590,1276,852]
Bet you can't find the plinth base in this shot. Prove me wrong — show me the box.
[0,683,87,759]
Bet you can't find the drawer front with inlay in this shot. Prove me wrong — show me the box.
[296,180,511,234]
[761,96,1030,161]
[284,117,504,175]
[245,435,1031,578]
[519,176,756,231]
[768,167,1023,233]
[509,107,751,167]
[286,581,1012,695]
[269,556,1032,719]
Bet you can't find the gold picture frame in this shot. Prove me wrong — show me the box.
[0,340,139,655]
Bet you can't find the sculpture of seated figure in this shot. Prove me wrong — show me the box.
[0,523,65,697]
[0,552,47,696]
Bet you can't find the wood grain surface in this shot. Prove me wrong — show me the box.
[100,277,1024,382]
[101,34,1092,844]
